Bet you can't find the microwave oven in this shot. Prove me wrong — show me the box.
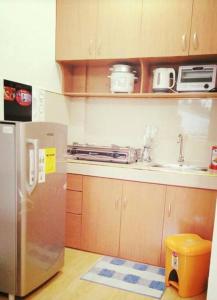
[177,65,217,92]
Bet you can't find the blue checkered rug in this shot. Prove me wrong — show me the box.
[81,256,165,299]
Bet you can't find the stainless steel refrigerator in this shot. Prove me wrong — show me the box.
[0,121,67,299]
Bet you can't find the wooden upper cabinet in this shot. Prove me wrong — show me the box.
[140,0,193,57]
[119,181,166,266]
[56,0,217,62]
[189,0,217,55]
[56,0,98,60]
[96,0,142,59]
[56,0,142,60]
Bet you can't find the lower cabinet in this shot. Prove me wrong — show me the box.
[67,174,217,267]
[81,176,166,265]
[65,212,81,249]
[65,174,83,249]
[160,186,217,265]
[119,181,166,265]
[81,176,122,256]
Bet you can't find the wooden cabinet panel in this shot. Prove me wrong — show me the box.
[96,0,142,59]
[81,176,122,256]
[66,190,82,214]
[65,174,83,249]
[67,174,82,191]
[56,0,97,60]
[140,0,193,57]
[160,186,217,266]
[56,0,142,60]
[65,213,81,249]
[189,0,217,55]
[119,181,166,265]
[66,173,216,267]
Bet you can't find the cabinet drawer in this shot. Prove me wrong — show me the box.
[66,190,82,214]
[65,213,81,249]
[67,174,82,191]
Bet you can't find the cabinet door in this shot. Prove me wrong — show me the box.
[65,213,81,249]
[66,190,82,214]
[81,176,122,256]
[56,0,97,60]
[189,0,217,55]
[119,181,166,266]
[140,0,193,57]
[161,186,217,266]
[67,174,82,191]
[96,0,142,59]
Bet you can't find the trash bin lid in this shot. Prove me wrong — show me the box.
[165,233,212,256]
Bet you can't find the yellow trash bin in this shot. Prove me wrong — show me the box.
[165,233,212,298]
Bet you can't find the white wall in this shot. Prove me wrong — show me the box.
[0,0,61,92]
[42,92,86,144]
[70,97,217,167]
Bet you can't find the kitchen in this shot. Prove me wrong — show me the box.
[0,0,217,300]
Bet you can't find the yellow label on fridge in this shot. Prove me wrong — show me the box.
[45,148,56,174]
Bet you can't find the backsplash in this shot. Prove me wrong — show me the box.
[68,97,217,167]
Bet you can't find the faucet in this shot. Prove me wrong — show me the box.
[177,134,184,164]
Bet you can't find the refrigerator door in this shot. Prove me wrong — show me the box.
[0,123,16,294]
[16,122,66,296]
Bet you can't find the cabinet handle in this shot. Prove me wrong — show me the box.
[123,196,127,210]
[168,203,171,217]
[115,198,119,209]
[96,41,102,56]
[181,34,187,52]
[193,32,199,50]
[88,39,94,56]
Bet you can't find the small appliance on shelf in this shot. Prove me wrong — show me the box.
[108,64,137,93]
[176,64,217,92]
[152,67,176,92]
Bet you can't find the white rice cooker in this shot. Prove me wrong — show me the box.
[108,64,137,93]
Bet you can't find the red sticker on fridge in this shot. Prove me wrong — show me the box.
[4,79,32,121]
[4,86,16,101]
[15,89,32,106]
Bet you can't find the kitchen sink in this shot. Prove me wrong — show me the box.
[149,163,208,172]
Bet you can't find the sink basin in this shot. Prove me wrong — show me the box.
[149,163,208,172]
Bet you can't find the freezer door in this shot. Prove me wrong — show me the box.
[0,123,16,294]
[16,122,66,296]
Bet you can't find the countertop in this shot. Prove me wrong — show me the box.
[67,159,217,190]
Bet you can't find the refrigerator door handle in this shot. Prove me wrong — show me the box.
[27,138,38,195]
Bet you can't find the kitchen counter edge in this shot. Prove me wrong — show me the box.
[67,160,217,191]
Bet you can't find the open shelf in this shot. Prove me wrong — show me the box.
[58,56,217,99]
[63,92,217,99]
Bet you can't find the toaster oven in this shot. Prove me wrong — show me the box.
[177,65,217,92]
